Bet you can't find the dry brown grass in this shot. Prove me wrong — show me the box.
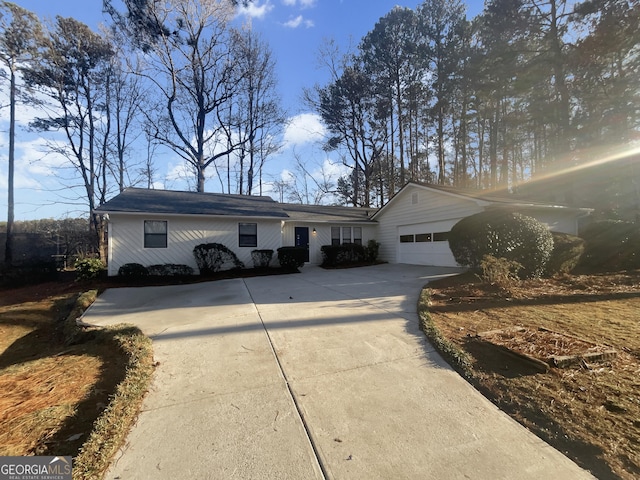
[422,270,640,480]
[0,282,154,480]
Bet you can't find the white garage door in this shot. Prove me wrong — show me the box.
[398,221,459,267]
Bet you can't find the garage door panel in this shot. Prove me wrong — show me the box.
[398,222,459,267]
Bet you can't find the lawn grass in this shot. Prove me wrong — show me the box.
[420,271,640,480]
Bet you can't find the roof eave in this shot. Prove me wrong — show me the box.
[94,209,289,221]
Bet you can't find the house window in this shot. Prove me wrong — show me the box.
[433,231,449,242]
[332,226,362,245]
[400,234,414,243]
[342,226,352,243]
[239,223,257,247]
[353,227,362,246]
[331,227,341,246]
[411,192,419,205]
[415,233,432,242]
[144,220,167,248]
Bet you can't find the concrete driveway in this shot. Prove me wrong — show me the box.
[84,264,594,479]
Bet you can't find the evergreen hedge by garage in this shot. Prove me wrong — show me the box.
[448,210,554,278]
[578,220,640,272]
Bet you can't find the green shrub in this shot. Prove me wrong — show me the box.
[365,239,380,262]
[277,246,306,271]
[147,264,194,276]
[118,263,149,277]
[448,210,553,278]
[579,220,640,272]
[193,243,244,275]
[320,244,366,267]
[480,255,522,287]
[544,232,585,276]
[251,249,273,269]
[75,257,106,281]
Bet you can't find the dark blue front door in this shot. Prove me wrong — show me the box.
[295,227,310,262]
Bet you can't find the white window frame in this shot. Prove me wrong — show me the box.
[144,220,168,248]
[331,226,363,245]
[239,223,258,247]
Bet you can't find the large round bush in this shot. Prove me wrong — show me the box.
[448,210,554,278]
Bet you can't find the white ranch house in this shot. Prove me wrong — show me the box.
[95,182,590,276]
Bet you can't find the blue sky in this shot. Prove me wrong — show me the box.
[1,0,485,220]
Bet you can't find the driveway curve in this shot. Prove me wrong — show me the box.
[84,264,594,479]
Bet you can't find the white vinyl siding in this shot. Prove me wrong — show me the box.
[107,214,282,276]
[282,223,376,265]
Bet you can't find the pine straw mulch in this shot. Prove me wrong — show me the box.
[422,270,640,480]
[0,283,154,480]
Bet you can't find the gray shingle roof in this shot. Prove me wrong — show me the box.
[95,188,378,222]
[95,188,289,218]
[281,203,375,223]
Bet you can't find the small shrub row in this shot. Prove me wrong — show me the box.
[118,263,194,277]
[148,264,194,276]
[320,240,380,268]
[321,243,365,267]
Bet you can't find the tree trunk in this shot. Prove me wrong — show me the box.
[5,67,16,265]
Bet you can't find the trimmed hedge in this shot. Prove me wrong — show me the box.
[579,220,640,272]
[544,232,585,276]
[277,246,306,271]
[193,243,244,275]
[321,243,366,267]
[448,210,554,278]
[118,263,149,277]
[251,249,273,269]
[147,264,194,276]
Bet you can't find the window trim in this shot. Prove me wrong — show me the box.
[400,234,415,243]
[332,226,363,245]
[144,220,168,249]
[353,227,362,246]
[239,222,258,248]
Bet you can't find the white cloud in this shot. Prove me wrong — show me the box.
[318,158,350,179]
[280,168,295,181]
[282,0,317,7]
[283,113,326,147]
[283,15,314,28]
[237,1,274,19]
